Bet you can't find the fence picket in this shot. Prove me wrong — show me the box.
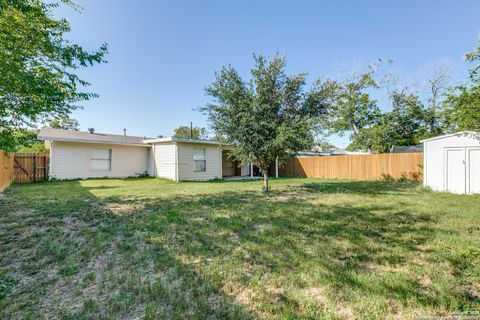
[279,153,423,181]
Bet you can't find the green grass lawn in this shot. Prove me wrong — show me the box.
[0,178,479,319]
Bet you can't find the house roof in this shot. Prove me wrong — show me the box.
[420,131,479,143]
[327,150,369,156]
[38,127,150,147]
[390,144,423,153]
[143,137,221,145]
[296,151,331,157]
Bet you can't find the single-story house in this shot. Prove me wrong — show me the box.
[38,127,270,181]
[422,131,480,194]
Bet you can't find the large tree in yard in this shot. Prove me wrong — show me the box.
[0,0,107,152]
[202,55,327,191]
[443,41,480,131]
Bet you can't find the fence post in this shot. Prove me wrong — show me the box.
[45,156,48,180]
[33,154,37,182]
[275,157,279,178]
[0,151,14,192]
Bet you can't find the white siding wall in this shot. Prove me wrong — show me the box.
[50,141,150,180]
[177,143,222,181]
[147,148,155,177]
[424,133,480,193]
[151,143,177,180]
[241,165,250,176]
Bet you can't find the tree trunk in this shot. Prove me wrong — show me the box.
[263,171,269,192]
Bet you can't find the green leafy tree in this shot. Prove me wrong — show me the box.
[48,115,80,131]
[346,124,386,152]
[348,91,442,152]
[17,141,48,153]
[202,54,327,191]
[444,88,480,131]
[321,64,382,152]
[443,41,480,131]
[9,129,48,153]
[314,139,337,151]
[173,125,207,139]
[0,0,107,152]
[382,92,429,150]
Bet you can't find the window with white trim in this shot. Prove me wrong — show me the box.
[90,149,112,171]
[193,148,206,172]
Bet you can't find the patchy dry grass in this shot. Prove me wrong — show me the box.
[0,177,479,319]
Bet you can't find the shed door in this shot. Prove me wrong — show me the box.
[446,149,466,194]
[468,148,480,194]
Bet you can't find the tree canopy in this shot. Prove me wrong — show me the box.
[7,129,48,153]
[321,60,453,153]
[347,91,434,152]
[202,54,327,191]
[49,115,80,131]
[319,64,381,152]
[0,0,107,151]
[443,41,480,131]
[173,125,207,139]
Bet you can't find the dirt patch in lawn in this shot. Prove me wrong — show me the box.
[301,287,329,305]
[103,203,145,216]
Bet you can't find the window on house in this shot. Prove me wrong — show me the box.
[193,148,206,172]
[90,149,112,171]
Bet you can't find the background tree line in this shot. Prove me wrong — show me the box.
[318,48,480,153]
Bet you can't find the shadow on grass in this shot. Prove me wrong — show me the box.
[0,179,464,319]
[80,180,441,316]
[300,179,420,195]
[0,182,256,319]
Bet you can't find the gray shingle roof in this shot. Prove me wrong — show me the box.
[390,144,423,153]
[38,127,150,147]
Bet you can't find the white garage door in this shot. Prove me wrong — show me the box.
[468,148,480,194]
[446,149,466,194]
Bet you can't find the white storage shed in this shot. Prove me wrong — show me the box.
[422,131,480,194]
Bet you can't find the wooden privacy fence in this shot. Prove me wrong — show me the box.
[280,153,423,181]
[0,151,14,192]
[13,154,49,183]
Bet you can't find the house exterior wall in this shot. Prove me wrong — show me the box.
[424,133,480,193]
[150,143,177,180]
[49,141,150,180]
[177,142,222,181]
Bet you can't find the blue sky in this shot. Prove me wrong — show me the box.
[58,0,480,148]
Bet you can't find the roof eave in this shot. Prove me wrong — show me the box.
[144,137,221,145]
[143,138,173,144]
[37,136,151,147]
[420,131,479,143]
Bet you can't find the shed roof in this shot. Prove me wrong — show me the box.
[38,127,150,147]
[420,131,480,143]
